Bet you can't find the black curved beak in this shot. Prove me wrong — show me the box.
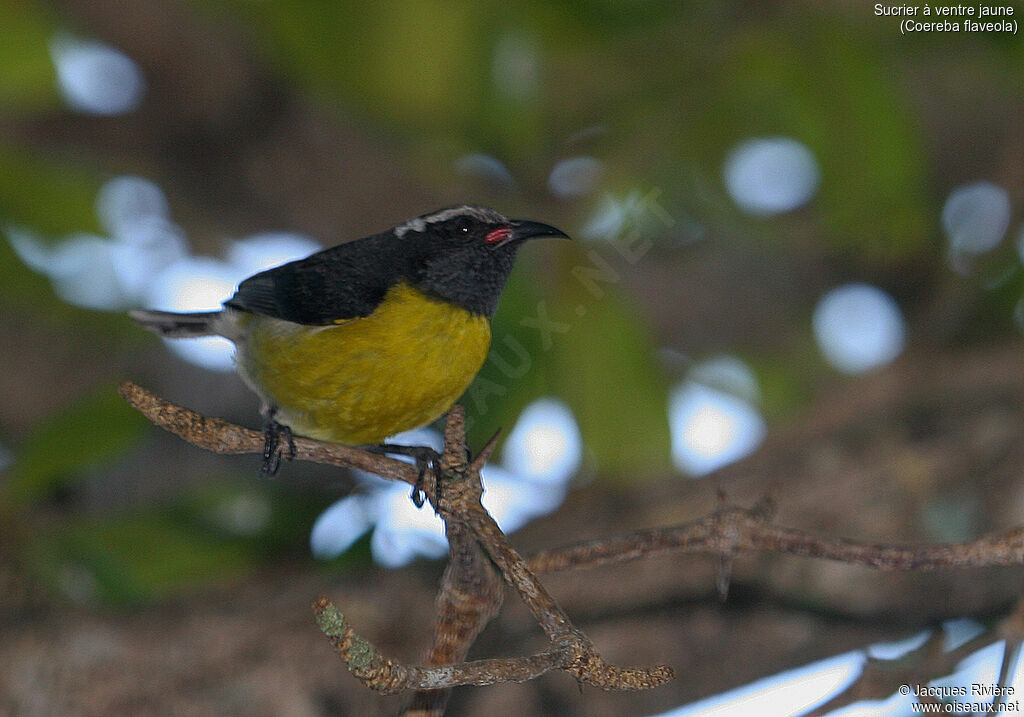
[509,219,571,243]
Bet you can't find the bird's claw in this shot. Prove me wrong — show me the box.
[262,419,296,475]
[372,444,442,508]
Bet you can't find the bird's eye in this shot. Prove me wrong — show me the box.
[454,217,472,234]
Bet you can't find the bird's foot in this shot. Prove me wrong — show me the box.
[262,419,296,475]
[371,444,442,508]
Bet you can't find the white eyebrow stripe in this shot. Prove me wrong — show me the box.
[394,205,506,237]
[394,217,426,237]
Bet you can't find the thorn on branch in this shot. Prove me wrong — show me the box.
[716,556,733,601]
[469,427,502,473]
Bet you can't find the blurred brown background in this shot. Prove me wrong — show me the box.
[2,1,1023,714]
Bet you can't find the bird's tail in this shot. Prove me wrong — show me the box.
[129,309,221,338]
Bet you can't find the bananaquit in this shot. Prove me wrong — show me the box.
[131,205,569,474]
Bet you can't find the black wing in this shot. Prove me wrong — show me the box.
[225,231,407,325]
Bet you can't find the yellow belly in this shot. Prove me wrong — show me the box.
[235,283,491,445]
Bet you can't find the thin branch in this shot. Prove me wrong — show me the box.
[527,504,1024,574]
[313,596,564,694]
[402,519,504,717]
[804,620,1008,716]
[469,427,502,473]
[118,381,420,485]
[404,415,506,716]
[464,492,675,688]
[121,380,1024,706]
[123,382,672,694]
[430,407,675,691]
[429,406,674,692]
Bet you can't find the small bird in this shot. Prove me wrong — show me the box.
[131,205,569,477]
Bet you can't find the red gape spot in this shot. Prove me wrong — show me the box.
[484,227,512,244]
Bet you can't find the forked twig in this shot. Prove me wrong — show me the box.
[120,381,673,696]
[119,380,1024,710]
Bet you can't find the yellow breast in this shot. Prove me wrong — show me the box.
[235,282,491,445]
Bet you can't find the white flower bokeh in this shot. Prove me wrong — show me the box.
[548,156,604,199]
[668,357,766,477]
[813,283,906,375]
[50,33,146,116]
[723,136,820,216]
[310,399,582,567]
[652,619,1004,717]
[942,181,1011,266]
[7,175,321,371]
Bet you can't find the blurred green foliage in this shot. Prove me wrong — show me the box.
[25,483,327,604]
[0,0,59,111]
[28,511,256,605]
[2,384,147,510]
[465,243,670,476]
[0,142,101,238]
[550,244,671,475]
[709,21,930,259]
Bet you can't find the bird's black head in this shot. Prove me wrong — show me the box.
[397,205,569,317]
